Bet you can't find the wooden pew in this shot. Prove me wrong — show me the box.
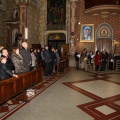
[116,60,120,71]
[56,59,70,78]
[0,67,43,106]
[36,60,45,69]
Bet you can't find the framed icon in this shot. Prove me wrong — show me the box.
[80,24,94,42]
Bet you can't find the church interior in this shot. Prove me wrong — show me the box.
[0,0,120,120]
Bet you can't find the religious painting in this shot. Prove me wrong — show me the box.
[47,0,66,30]
[80,24,94,42]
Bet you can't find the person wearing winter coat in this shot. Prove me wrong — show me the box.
[74,50,80,70]
[0,56,18,105]
[19,42,32,72]
[0,56,18,80]
[94,50,102,71]
[1,48,15,72]
[11,47,26,74]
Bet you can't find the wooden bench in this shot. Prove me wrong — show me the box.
[116,60,120,71]
[85,60,92,71]
[56,59,70,78]
[0,67,43,106]
[36,60,45,69]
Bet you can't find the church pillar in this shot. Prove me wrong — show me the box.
[15,0,30,42]
[70,0,78,54]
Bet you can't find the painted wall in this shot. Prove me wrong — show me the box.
[76,0,120,54]
[27,0,40,48]
[0,0,15,46]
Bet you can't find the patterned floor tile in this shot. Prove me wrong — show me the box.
[0,72,66,120]
[95,105,116,115]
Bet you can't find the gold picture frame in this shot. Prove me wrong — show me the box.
[80,24,94,42]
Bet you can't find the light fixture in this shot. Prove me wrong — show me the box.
[78,22,81,25]
[25,28,28,39]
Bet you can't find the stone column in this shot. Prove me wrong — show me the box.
[19,4,26,41]
[70,0,78,54]
[15,0,30,42]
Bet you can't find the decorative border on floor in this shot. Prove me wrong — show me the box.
[0,71,67,120]
[63,72,120,120]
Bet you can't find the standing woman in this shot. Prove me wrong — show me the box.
[94,50,102,71]
[30,51,37,70]
[11,47,26,74]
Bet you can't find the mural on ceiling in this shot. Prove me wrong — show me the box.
[47,0,66,30]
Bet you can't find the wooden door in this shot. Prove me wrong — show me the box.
[61,44,68,59]
[96,38,112,52]
[32,44,41,50]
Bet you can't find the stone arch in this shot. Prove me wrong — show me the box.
[95,23,113,52]
[45,30,67,44]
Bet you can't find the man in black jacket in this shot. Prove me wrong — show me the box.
[19,42,32,72]
[74,50,80,70]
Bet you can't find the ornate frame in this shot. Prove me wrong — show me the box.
[80,24,94,42]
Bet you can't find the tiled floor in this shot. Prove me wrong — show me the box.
[0,68,120,120]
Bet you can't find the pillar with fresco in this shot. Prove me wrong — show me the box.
[15,0,30,43]
[70,0,78,54]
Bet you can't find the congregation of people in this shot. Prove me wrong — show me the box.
[0,43,60,104]
[74,48,114,71]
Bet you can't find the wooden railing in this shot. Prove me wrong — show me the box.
[0,67,43,106]
[36,60,45,69]
[116,60,120,71]
[56,59,70,78]
[85,0,119,9]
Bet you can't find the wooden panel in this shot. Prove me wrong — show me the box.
[61,44,68,59]
[15,77,24,94]
[0,68,43,105]
[3,81,15,99]
[32,44,41,50]
[0,85,3,102]
[96,38,112,52]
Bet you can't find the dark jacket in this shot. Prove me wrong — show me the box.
[74,52,80,61]
[44,50,51,63]
[19,47,32,69]
[50,51,56,62]
[101,53,107,64]
[1,55,15,71]
[36,52,42,61]
[0,63,13,80]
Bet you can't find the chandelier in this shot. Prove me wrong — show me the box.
[15,0,30,5]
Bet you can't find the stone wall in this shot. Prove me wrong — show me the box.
[38,0,47,48]
[0,12,5,46]
[0,0,15,46]
[27,1,40,48]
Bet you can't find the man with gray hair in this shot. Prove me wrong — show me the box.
[19,42,31,72]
